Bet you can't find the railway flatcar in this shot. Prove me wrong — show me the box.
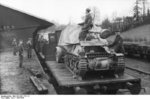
[35,25,142,94]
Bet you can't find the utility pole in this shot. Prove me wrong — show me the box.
[139,0,147,16]
[142,0,146,16]
[134,0,140,21]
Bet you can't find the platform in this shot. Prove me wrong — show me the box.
[46,61,141,87]
[0,50,56,94]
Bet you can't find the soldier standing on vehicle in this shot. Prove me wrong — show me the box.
[18,40,24,67]
[109,32,125,54]
[12,38,17,55]
[26,38,32,58]
[79,8,93,41]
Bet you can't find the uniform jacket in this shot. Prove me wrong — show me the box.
[110,35,123,47]
[83,13,93,30]
[26,41,32,49]
[18,44,24,55]
[109,34,124,53]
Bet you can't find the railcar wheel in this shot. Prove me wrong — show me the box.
[147,55,150,61]
[100,87,118,94]
[57,86,74,94]
[74,87,87,94]
[128,82,141,94]
[105,89,119,94]
[140,54,144,59]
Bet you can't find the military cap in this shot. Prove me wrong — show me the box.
[86,8,91,12]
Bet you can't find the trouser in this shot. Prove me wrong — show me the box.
[27,49,32,58]
[114,45,125,54]
[13,47,17,55]
[19,54,23,67]
[79,30,88,41]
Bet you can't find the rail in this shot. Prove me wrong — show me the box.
[126,66,150,75]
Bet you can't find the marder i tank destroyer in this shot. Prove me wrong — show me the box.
[56,25,125,79]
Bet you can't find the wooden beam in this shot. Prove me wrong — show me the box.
[30,76,48,94]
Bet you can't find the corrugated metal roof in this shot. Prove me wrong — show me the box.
[0,4,53,30]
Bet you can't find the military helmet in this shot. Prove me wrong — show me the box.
[86,8,91,12]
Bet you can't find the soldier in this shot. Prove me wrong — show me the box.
[18,40,24,67]
[79,8,93,41]
[12,38,17,55]
[39,35,45,53]
[26,38,32,58]
[109,32,125,54]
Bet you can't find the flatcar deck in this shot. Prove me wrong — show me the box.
[46,61,140,87]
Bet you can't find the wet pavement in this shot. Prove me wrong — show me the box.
[0,50,55,94]
[0,51,38,94]
[125,57,150,94]
[125,57,150,73]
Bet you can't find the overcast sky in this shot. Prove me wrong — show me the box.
[0,0,150,24]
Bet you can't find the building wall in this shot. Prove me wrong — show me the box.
[0,4,53,50]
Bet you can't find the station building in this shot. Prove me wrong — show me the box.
[0,4,53,50]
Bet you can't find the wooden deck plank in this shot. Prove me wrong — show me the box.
[46,61,140,87]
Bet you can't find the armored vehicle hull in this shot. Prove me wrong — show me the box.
[56,25,125,79]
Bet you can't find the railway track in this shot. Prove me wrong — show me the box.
[125,65,150,94]
[125,57,150,79]
[126,66,150,76]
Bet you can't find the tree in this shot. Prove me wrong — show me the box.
[139,0,147,16]
[112,17,123,31]
[101,18,111,29]
[147,9,150,16]
[91,7,101,25]
[133,0,142,21]
[141,0,147,16]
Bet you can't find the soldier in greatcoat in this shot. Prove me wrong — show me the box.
[26,38,32,58]
[18,40,24,67]
[12,38,17,55]
[109,32,125,54]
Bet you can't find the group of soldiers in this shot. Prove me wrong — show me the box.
[12,38,32,67]
[35,35,48,53]
[79,8,125,54]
